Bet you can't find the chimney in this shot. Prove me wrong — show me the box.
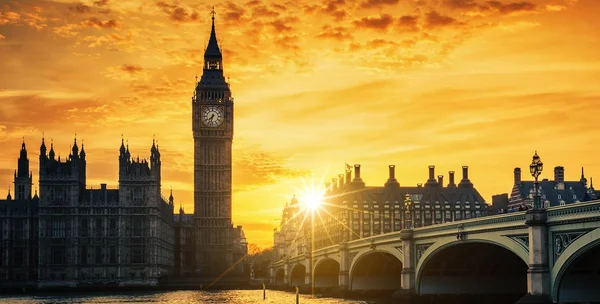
[459,166,472,187]
[332,178,338,191]
[338,174,344,188]
[448,171,456,187]
[554,166,564,183]
[385,165,399,187]
[426,165,437,186]
[514,167,522,185]
[352,164,365,187]
[437,175,444,186]
[100,183,107,191]
[346,170,352,185]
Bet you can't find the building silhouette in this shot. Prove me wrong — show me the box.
[508,166,597,209]
[0,12,248,288]
[0,142,38,286]
[179,9,247,278]
[274,164,491,261]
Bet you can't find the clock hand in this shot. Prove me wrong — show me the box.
[209,114,215,121]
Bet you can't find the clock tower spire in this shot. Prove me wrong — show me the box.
[191,8,240,278]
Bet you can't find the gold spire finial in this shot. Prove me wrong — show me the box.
[211,6,216,20]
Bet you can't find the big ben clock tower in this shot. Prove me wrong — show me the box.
[192,9,236,276]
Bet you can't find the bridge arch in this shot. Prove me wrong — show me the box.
[552,228,600,303]
[415,236,528,297]
[274,268,285,286]
[289,263,306,287]
[349,248,403,291]
[313,258,340,290]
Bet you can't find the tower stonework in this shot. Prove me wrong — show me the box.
[192,11,236,276]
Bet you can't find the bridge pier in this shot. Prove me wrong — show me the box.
[517,209,553,304]
[339,242,349,291]
[393,229,419,302]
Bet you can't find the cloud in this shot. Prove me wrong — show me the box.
[321,0,348,21]
[444,0,538,16]
[82,17,119,29]
[352,14,395,30]
[69,3,92,14]
[397,15,420,32]
[269,16,299,32]
[0,12,20,25]
[93,0,109,7]
[232,147,310,193]
[120,64,143,73]
[156,1,199,22]
[425,11,459,29]
[315,25,352,40]
[486,1,537,15]
[360,0,400,8]
[0,34,5,40]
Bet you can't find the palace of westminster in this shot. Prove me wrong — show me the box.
[0,13,248,288]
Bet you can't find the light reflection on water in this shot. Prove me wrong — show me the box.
[0,290,375,304]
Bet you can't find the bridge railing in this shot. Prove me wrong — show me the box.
[546,199,600,223]
[412,211,527,238]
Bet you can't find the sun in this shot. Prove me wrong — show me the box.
[295,176,327,212]
[303,190,324,211]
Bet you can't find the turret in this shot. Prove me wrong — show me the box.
[15,140,33,200]
[169,188,174,205]
[48,140,55,160]
[71,136,79,158]
[6,187,12,200]
[580,167,588,186]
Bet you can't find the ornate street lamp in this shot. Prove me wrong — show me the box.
[404,194,412,229]
[529,151,544,209]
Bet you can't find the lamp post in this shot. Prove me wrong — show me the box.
[404,194,412,229]
[529,151,544,210]
[341,217,348,243]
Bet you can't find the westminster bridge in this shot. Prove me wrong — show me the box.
[270,200,600,303]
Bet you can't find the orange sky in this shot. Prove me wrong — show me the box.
[1,0,599,248]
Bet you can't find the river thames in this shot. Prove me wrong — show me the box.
[0,290,388,304]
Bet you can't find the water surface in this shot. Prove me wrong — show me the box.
[0,290,376,304]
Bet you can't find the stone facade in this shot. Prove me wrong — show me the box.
[0,138,175,289]
[187,11,247,278]
[273,164,492,262]
[508,166,597,209]
[0,142,38,287]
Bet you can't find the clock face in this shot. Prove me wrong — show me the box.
[201,105,224,127]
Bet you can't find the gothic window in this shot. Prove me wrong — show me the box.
[95,246,102,264]
[131,246,144,264]
[109,219,117,237]
[465,211,472,219]
[132,217,143,237]
[455,211,462,220]
[14,248,23,266]
[95,218,102,237]
[445,210,451,221]
[80,246,87,264]
[80,218,88,237]
[51,218,66,238]
[50,247,65,265]
[14,219,24,239]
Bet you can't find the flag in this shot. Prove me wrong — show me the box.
[345,163,352,171]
